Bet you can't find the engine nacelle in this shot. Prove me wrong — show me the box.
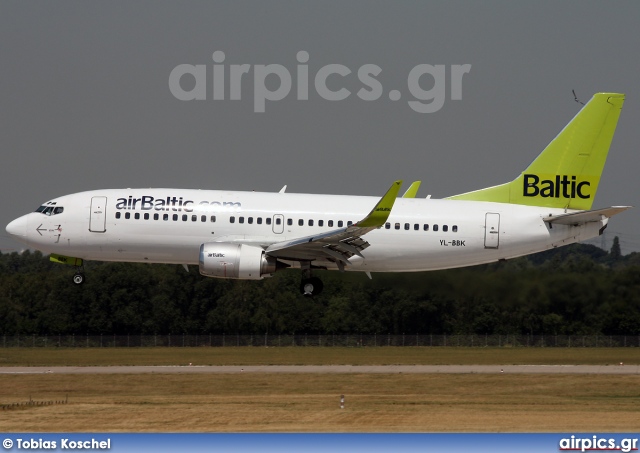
[199,243,277,280]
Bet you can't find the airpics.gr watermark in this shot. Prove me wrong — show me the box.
[168,51,471,113]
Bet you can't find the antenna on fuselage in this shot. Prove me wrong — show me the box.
[572,89,585,106]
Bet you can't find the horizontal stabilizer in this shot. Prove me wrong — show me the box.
[543,206,632,226]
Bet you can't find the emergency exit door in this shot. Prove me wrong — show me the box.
[484,212,500,249]
[272,214,284,234]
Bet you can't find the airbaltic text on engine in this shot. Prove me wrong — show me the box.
[523,174,591,199]
[115,195,241,212]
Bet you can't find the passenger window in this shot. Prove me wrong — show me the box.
[443,225,448,232]
[433,224,439,231]
[287,219,292,226]
[453,225,458,232]
[338,221,343,227]
[192,215,197,222]
[144,213,149,220]
[182,214,188,221]
[424,224,429,231]
[347,221,353,226]
[230,216,235,223]
[154,213,159,220]
[308,220,314,226]
[328,220,334,227]
[257,218,262,225]
[395,223,400,230]
[385,222,390,229]
[211,216,216,223]
[414,224,419,231]
[239,217,244,224]
[248,217,253,224]
[135,213,140,220]
[318,220,324,227]
[173,214,178,221]
[266,218,272,225]
[163,214,169,221]
[404,223,410,230]
[115,212,121,219]
[298,219,304,226]
[125,212,131,219]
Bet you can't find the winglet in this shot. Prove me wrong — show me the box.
[356,180,402,227]
[402,181,421,198]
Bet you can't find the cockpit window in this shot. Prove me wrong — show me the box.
[35,205,64,216]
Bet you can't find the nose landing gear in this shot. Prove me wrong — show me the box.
[49,254,86,285]
[72,263,86,285]
[72,272,85,285]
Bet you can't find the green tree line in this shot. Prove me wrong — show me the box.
[1,239,640,336]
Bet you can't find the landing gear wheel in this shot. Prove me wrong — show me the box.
[72,273,85,285]
[300,277,323,296]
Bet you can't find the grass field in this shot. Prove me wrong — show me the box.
[1,347,640,432]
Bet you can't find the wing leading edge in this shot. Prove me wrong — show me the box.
[265,180,403,268]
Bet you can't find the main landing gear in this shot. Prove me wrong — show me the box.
[300,277,323,297]
[299,262,324,296]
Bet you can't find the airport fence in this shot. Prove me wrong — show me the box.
[1,334,640,348]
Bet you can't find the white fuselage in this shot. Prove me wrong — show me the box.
[6,188,605,273]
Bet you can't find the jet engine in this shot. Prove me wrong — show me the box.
[198,243,278,280]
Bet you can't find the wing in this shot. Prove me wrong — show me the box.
[265,180,403,268]
[543,206,632,226]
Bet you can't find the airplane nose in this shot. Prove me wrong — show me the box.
[6,215,28,238]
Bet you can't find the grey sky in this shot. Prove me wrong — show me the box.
[2,1,639,254]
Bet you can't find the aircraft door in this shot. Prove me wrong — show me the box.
[89,196,107,233]
[484,212,500,249]
[272,214,284,234]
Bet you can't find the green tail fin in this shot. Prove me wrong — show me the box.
[447,93,625,210]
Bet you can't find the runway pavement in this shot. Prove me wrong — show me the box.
[1,365,638,374]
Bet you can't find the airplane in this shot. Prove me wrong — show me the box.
[5,92,630,296]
